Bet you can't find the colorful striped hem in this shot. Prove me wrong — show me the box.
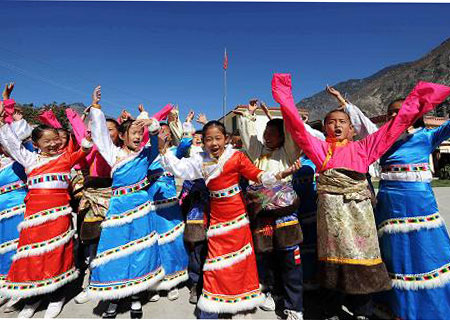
[12,229,75,261]
[378,212,443,236]
[203,243,253,271]
[88,266,165,301]
[158,222,185,245]
[197,288,264,314]
[90,231,158,269]
[155,269,188,291]
[0,267,79,298]
[0,204,25,222]
[390,262,450,290]
[18,205,72,231]
[207,213,249,238]
[0,238,19,254]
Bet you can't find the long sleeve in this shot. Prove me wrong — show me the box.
[304,122,326,140]
[238,152,263,182]
[88,107,121,167]
[66,108,86,145]
[237,113,264,162]
[0,124,37,167]
[358,81,450,165]
[429,120,450,151]
[39,110,62,128]
[169,117,183,146]
[161,150,204,181]
[344,102,379,138]
[272,74,328,168]
[176,137,193,159]
[10,119,33,140]
[2,99,16,124]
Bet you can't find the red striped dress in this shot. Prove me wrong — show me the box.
[0,138,85,298]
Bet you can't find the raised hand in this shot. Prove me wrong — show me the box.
[186,110,195,123]
[271,74,293,104]
[196,113,208,125]
[134,118,155,128]
[260,101,272,120]
[92,85,101,106]
[248,99,258,115]
[2,82,14,100]
[158,128,171,154]
[138,104,145,113]
[232,109,245,116]
[326,85,346,107]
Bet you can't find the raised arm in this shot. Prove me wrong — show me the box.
[358,81,450,165]
[39,109,62,128]
[160,150,204,181]
[429,120,450,151]
[89,107,120,167]
[344,102,378,138]
[236,106,264,162]
[272,74,327,168]
[66,108,87,145]
[0,123,37,168]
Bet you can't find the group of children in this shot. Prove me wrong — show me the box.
[0,74,449,320]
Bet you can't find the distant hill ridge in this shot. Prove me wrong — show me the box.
[297,38,450,121]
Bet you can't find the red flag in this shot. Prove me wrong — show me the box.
[223,48,228,70]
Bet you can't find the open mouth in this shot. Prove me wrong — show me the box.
[334,128,343,137]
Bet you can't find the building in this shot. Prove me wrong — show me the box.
[218,105,313,140]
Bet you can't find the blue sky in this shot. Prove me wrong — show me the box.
[1,1,450,120]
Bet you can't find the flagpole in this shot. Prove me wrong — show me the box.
[222,48,227,127]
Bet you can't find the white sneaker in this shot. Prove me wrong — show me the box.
[3,298,20,313]
[74,290,89,304]
[167,288,179,301]
[18,300,41,318]
[44,298,65,318]
[284,310,304,320]
[148,293,160,302]
[259,292,276,312]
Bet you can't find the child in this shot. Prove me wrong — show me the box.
[0,99,92,318]
[271,73,450,319]
[339,91,450,319]
[236,99,323,320]
[146,119,191,302]
[86,87,171,318]
[0,100,28,311]
[291,155,318,290]
[160,120,293,318]
[64,107,121,305]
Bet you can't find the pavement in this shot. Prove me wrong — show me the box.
[1,187,449,319]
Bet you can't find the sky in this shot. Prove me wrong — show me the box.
[1,1,450,120]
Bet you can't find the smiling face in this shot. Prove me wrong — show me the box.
[57,129,69,151]
[203,126,227,159]
[120,123,144,152]
[324,110,352,141]
[263,125,284,150]
[35,129,63,156]
[193,133,203,147]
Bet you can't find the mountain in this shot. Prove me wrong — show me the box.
[297,38,450,121]
[16,102,87,127]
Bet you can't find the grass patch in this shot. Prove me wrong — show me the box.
[372,179,450,189]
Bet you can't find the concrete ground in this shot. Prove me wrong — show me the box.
[1,188,449,319]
